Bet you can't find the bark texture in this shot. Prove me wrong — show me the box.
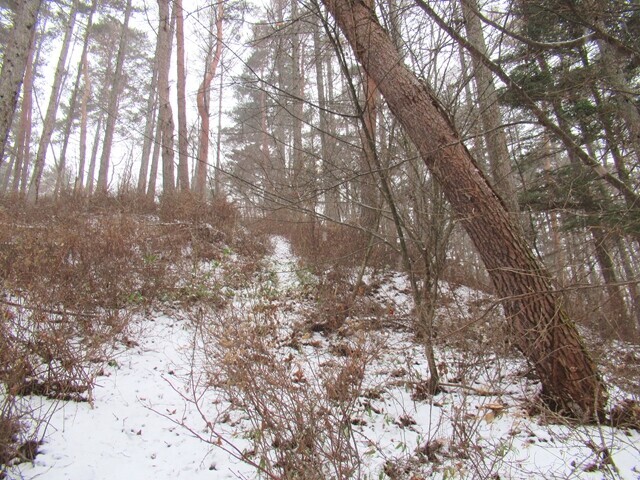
[0,0,41,164]
[157,0,175,195]
[321,0,606,419]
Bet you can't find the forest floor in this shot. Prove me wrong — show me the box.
[4,235,640,480]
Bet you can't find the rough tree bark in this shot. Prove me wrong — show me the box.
[320,0,606,419]
[157,0,176,196]
[0,0,41,165]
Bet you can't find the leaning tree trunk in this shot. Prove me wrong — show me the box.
[320,0,606,420]
[56,0,97,197]
[28,0,78,201]
[0,0,41,165]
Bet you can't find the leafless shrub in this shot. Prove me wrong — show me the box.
[194,304,381,480]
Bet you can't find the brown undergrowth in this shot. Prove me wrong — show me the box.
[0,194,262,473]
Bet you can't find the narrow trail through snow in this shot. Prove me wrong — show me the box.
[269,235,299,292]
[8,236,640,480]
[9,239,301,480]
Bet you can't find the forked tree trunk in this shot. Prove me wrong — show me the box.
[195,0,224,197]
[321,0,606,419]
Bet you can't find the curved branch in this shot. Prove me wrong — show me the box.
[415,0,640,210]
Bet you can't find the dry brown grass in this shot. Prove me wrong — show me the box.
[0,194,265,472]
[193,299,381,480]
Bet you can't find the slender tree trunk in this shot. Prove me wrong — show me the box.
[174,0,189,191]
[86,117,103,194]
[214,59,224,196]
[56,0,97,197]
[543,151,566,286]
[157,0,176,196]
[1,156,15,194]
[290,0,305,200]
[138,36,161,195]
[96,0,133,195]
[591,228,632,339]
[578,46,639,222]
[321,0,606,419]
[597,39,640,160]
[0,0,41,165]
[18,101,33,196]
[260,84,271,209]
[195,0,223,197]
[617,239,640,333]
[460,0,520,217]
[76,53,90,193]
[147,115,162,199]
[541,51,635,339]
[358,0,380,232]
[416,0,639,210]
[28,0,78,201]
[10,29,36,195]
[313,14,340,221]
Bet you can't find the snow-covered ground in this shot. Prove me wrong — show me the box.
[8,313,254,480]
[6,236,640,479]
